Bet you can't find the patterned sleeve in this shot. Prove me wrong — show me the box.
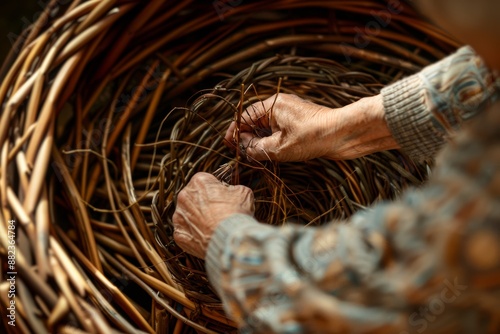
[382,45,500,161]
[206,100,500,333]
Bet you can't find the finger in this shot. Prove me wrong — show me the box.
[172,210,182,227]
[224,121,237,146]
[173,195,195,227]
[241,101,271,130]
[225,95,280,147]
[241,132,282,161]
[173,229,203,258]
[234,185,256,213]
[224,121,256,147]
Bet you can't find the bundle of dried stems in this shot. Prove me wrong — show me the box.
[0,1,458,333]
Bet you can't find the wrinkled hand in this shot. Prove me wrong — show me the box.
[225,93,398,162]
[172,173,255,258]
[225,94,332,162]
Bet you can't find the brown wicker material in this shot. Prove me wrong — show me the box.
[0,1,458,333]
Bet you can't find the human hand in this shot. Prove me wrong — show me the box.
[225,93,399,162]
[172,172,255,258]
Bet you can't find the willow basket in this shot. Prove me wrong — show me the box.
[0,1,458,333]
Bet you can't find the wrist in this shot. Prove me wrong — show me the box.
[323,94,399,160]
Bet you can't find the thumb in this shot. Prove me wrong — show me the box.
[240,132,281,161]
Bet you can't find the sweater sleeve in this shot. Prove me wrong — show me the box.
[382,45,500,161]
[205,101,500,333]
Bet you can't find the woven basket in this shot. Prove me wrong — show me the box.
[0,1,458,333]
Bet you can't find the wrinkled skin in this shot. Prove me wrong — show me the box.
[225,93,397,162]
[225,93,336,162]
[173,173,255,258]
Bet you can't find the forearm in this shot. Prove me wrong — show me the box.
[205,214,402,332]
[206,101,500,333]
[320,46,500,162]
[206,210,414,332]
[382,45,500,161]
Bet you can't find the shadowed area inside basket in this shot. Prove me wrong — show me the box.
[148,55,428,303]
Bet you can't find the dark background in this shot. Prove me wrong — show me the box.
[0,2,40,64]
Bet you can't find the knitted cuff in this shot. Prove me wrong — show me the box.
[205,214,261,296]
[382,75,444,161]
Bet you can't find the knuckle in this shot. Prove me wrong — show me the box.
[172,209,183,224]
[176,189,188,204]
[191,172,210,185]
[240,185,254,196]
[246,188,255,201]
[273,93,284,104]
[191,172,204,182]
[278,93,293,102]
[173,230,184,245]
[172,211,179,223]
[248,100,263,114]
[236,184,249,192]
